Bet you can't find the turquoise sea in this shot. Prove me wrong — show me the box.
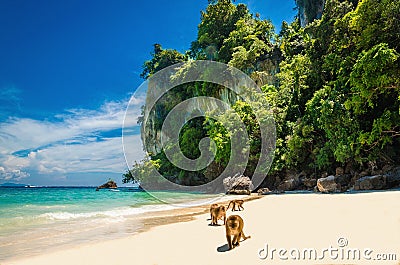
[0,186,217,261]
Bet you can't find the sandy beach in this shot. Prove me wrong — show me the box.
[5,191,400,265]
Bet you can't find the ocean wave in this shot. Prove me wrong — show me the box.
[39,204,176,221]
[22,204,68,209]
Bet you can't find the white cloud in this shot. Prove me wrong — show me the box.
[0,166,30,181]
[0,98,145,183]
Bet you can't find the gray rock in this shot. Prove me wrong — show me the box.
[354,175,387,190]
[277,178,299,191]
[334,174,352,191]
[303,178,317,188]
[335,167,344,176]
[257,187,271,195]
[227,189,251,195]
[386,166,400,188]
[317,175,338,193]
[257,188,285,195]
[223,174,253,194]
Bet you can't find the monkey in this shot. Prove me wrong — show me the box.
[225,215,251,250]
[210,205,226,225]
[227,199,244,211]
[210,203,218,220]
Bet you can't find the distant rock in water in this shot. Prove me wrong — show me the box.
[96,180,117,191]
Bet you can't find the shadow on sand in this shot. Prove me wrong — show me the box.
[208,223,223,227]
[217,243,230,252]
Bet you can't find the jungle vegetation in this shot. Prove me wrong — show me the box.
[123,0,400,189]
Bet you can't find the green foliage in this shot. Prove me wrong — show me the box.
[179,118,207,160]
[284,0,400,172]
[125,0,400,188]
[141,44,186,79]
[122,158,164,186]
[220,17,275,67]
[348,43,399,113]
[278,18,307,58]
[205,100,261,177]
[190,0,248,60]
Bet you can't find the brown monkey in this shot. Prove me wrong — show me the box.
[225,215,250,250]
[210,205,226,225]
[210,203,218,220]
[227,199,244,211]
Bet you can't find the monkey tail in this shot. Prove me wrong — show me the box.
[242,233,251,240]
[227,201,232,210]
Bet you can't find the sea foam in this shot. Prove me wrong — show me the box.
[39,204,176,221]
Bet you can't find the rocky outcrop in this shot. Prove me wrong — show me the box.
[317,175,338,193]
[302,178,317,189]
[386,166,400,188]
[335,174,352,192]
[96,180,117,190]
[258,164,399,193]
[354,175,387,191]
[257,187,270,195]
[277,178,299,191]
[296,0,325,27]
[227,189,251,195]
[257,188,285,195]
[335,167,344,176]
[353,167,400,191]
[315,173,351,192]
[223,174,253,195]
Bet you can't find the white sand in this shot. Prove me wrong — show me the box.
[6,191,400,265]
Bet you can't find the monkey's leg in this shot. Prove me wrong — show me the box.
[233,234,239,247]
[226,235,233,250]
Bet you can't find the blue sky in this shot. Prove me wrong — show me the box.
[0,0,296,186]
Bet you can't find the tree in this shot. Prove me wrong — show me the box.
[125,0,400,188]
[141,44,186,79]
[190,0,249,60]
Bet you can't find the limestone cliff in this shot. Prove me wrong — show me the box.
[296,0,325,27]
[296,0,361,27]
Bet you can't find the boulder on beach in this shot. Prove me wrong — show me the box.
[257,187,271,195]
[302,178,317,189]
[354,175,386,190]
[257,188,285,195]
[277,178,299,191]
[223,174,253,195]
[386,166,400,188]
[317,175,338,193]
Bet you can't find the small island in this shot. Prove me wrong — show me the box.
[96,179,117,191]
